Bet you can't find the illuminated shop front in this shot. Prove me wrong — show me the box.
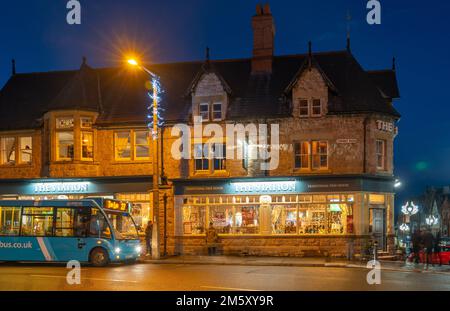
[172,177,395,256]
[0,176,154,229]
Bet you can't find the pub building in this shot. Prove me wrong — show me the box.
[0,4,400,258]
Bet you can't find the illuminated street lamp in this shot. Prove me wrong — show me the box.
[401,201,419,216]
[399,223,410,232]
[425,215,439,226]
[127,57,163,259]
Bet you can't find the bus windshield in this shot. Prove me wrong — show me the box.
[105,211,139,240]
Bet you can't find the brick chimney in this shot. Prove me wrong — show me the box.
[251,3,275,74]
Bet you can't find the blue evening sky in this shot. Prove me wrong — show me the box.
[1,0,449,207]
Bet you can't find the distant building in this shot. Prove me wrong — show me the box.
[0,4,400,257]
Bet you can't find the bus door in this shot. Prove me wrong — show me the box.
[49,207,91,262]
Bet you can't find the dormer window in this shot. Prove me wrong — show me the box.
[299,99,309,117]
[312,99,322,116]
[212,103,223,121]
[298,99,322,117]
[199,103,210,122]
[198,102,224,122]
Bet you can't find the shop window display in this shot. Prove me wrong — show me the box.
[234,206,259,234]
[209,206,233,234]
[183,206,206,234]
[271,205,297,234]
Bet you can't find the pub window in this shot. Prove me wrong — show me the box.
[376,139,386,170]
[199,103,210,122]
[0,137,16,165]
[21,207,54,237]
[271,205,297,234]
[56,132,74,161]
[0,206,21,236]
[294,142,309,169]
[194,144,209,172]
[312,99,322,116]
[182,206,206,234]
[312,141,328,169]
[209,206,233,234]
[115,131,132,160]
[81,132,94,160]
[212,143,226,171]
[134,130,150,159]
[299,99,309,117]
[19,137,32,164]
[212,102,223,121]
[234,206,259,234]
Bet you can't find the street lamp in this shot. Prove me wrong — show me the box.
[127,58,162,259]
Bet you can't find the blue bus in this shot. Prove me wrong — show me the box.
[0,198,142,266]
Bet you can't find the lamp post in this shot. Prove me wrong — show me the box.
[127,58,162,259]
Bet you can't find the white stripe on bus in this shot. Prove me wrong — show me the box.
[36,237,52,261]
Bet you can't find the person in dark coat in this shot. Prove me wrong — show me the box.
[411,229,422,264]
[145,220,153,256]
[206,222,219,256]
[422,229,435,269]
[434,231,442,266]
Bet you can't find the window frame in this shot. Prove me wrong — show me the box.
[311,99,322,117]
[376,139,386,171]
[294,140,328,171]
[56,130,75,161]
[81,131,94,161]
[299,99,309,117]
[199,103,210,122]
[212,102,223,121]
[134,130,151,160]
[19,136,33,164]
[114,131,132,161]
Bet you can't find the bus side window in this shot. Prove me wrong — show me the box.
[0,206,21,236]
[89,208,111,239]
[74,208,90,238]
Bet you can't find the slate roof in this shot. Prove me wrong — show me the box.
[0,50,400,131]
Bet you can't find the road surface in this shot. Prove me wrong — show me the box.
[0,262,449,291]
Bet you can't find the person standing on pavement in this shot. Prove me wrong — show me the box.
[412,229,422,264]
[434,231,442,266]
[206,222,219,256]
[422,229,435,269]
[145,220,153,256]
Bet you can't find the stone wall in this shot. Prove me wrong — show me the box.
[171,235,371,258]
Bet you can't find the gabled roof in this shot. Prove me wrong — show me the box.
[0,50,401,130]
[367,70,400,99]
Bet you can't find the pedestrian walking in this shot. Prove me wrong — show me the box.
[145,220,153,256]
[412,229,422,264]
[434,231,442,266]
[206,222,219,256]
[422,229,435,269]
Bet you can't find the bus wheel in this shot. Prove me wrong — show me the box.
[90,248,109,267]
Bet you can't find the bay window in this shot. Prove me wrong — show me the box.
[57,132,74,160]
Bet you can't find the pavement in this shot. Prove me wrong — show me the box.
[141,255,450,275]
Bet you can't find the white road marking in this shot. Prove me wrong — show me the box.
[200,285,260,291]
[30,274,137,283]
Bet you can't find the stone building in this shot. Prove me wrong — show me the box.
[0,4,400,258]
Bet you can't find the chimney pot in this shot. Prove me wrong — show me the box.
[251,4,275,74]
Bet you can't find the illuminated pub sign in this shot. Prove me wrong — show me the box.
[232,181,296,194]
[33,182,90,194]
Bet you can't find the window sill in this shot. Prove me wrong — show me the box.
[0,164,33,168]
[112,160,152,164]
[192,170,229,178]
[292,168,331,174]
